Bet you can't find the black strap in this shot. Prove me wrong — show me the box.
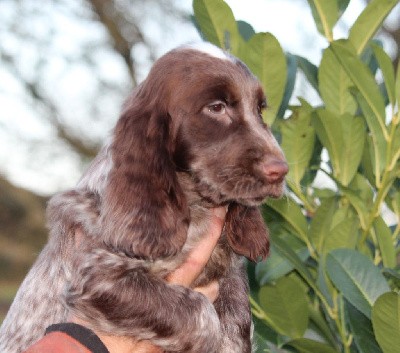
[46,322,110,353]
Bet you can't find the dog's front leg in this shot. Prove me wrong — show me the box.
[65,248,221,353]
[213,258,253,353]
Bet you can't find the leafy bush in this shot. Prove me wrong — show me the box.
[193,1,400,352]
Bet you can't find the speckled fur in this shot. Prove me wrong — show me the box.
[0,43,287,353]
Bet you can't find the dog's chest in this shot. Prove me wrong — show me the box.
[186,205,234,286]
[151,205,234,286]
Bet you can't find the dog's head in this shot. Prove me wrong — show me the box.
[102,43,287,260]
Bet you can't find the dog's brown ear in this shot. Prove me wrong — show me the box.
[100,85,189,260]
[225,203,269,262]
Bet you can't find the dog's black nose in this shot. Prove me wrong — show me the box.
[262,159,289,184]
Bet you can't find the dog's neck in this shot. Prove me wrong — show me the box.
[177,171,225,209]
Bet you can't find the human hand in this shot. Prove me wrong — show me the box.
[166,206,226,302]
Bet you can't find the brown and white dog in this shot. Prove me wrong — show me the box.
[0,42,288,353]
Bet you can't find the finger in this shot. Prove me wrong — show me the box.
[132,341,163,353]
[167,206,226,287]
[193,280,220,303]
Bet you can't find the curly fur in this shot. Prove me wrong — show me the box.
[0,43,288,353]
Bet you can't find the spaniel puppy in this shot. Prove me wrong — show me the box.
[0,42,288,353]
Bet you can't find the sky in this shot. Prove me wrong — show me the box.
[0,0,399,197]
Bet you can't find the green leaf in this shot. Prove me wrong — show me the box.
[339,115,366,185]
[236,20,255,41]
[361,135,378,187]
[313,109,343,173]
[281,102,315,188]
[258,276,309,338]
[266,198,308,243]
[313,109,365,186]
[372,292,400,353]
[389,123,400,170]
[319,46,357,115]
[382,268,400,289]
[276,53,297,119]
[270,233,316,293]
[387,189,400,216]
[346,301,383,353]
[308,306,338,348]
[309,197,337,253]
[256,233,309,285]
[323,216,358,253]
[349,0,399,55]
[326,249,390,318]
[252,314,279,348]
[352,89,387,179]
[340,186,369,230]
[306,0,338,41]
[330,41,388,141]
[242,33,287,125]
[193,0,239,51]
[371,43,396,108]
[338,0,351,16]
[373,217,396,268]
[296,55,319,94]
[284,338,338,353]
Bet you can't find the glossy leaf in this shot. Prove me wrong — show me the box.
[373,217,396,268]
[281,102,315,188]
[237,20,255,41]
[331,41,388,142]
[346,301,383,353]
[193,0,239,51]
[323,216,358,253]
[270,233,317,293]
[309,197,336,253]
[276,53,297,119]
[338,0,351,16]
[319,46,357,115]
[349,0,399,54]
[256,233,309,285]
[389,123,400,170]
[338,115,366,185]
[361,135,379,187]
[284,338,338,353]
[313,109,365,186]
[306,0,338,41]
[266,198,308,243]
[340,186,369,230]
[353,89,387,179]
[382,268,400,289]
[258,276,309,338]
[317,257,335,306]
[296,55,319,93]
[387,189,400,216]
[326,249,390,318]
[243,33,287,125]
[372,292,400,353]
[371,43,396,108]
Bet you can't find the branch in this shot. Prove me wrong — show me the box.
[86,0,146,86]
[1,52,99,158]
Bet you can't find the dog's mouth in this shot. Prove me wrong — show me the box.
[236,181,286,206]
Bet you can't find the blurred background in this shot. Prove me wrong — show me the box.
[0,0,399,320]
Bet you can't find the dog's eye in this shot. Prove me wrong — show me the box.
[208,102,226,114]
[257,100,267,117]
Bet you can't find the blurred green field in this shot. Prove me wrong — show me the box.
[0,177,48,324]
